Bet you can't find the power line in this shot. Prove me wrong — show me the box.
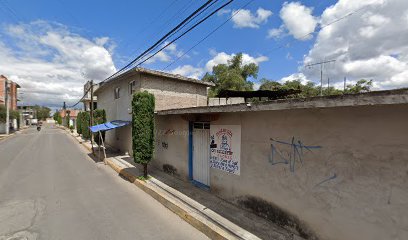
[103,0,217,82]
[136,0,234,67]
[129,0,221,70]
[69,0,226,107]
[120,0,184,59]
[162,0,256,71]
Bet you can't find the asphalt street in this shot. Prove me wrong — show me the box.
[0,124,208,240]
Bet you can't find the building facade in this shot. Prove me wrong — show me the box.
[153,89,408,240]
[0,75,20,133]
[94,67,213,154]
[81,80,98,111]
[0,75,20,110]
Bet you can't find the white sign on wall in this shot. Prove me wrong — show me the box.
[210,125,241,175]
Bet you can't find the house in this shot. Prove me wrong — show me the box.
[153,88,408,240]
[59,109,80,127]
[81,80,98,111]
[18,105,36,126]
[94,67,214,153]
[0,75,20,133]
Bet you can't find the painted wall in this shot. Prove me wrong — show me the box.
[154,104,408,240]
[97,73,208,153]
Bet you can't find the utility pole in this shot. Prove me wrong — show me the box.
[90,80,94,154]
[5,79,9,135]
[343,76,347,92]
[304,59,336,96]
[327,77,330,95]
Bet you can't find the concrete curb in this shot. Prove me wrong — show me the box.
[105,158,261,240]
[61,127,261,240]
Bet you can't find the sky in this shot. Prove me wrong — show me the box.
[0,0,407,108]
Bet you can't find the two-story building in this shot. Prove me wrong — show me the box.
[0,75,20,133]
[94,67,213,154]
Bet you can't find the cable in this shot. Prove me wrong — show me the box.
[136,0,234,67]
[104,0,217,82]
[162,0,256,71]
[121,0,182,58]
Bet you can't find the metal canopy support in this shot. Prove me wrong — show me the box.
[98,130,107,164]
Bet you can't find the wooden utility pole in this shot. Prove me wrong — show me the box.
[90,80,94,154]
[304,59,336,96]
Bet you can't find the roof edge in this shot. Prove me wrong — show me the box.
[157,88,408,115]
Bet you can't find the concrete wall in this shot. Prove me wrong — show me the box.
[154,104,408,240]
[97,72,208,153]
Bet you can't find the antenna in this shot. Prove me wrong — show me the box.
[304,59,336,96]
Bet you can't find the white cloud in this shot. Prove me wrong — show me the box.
[205,52,268,71]
[267,25,285,39]
[145,41,184,64]
[231,8,272,28]
[217,9,231,16]
[0,21,116,107]
[170,65,204,79]
[280,73,311,85]
[303,0,408,89]
[279,2,318,40]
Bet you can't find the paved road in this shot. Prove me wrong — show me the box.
[0,124,208,240]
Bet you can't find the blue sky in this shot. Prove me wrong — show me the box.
[0,0,407,107]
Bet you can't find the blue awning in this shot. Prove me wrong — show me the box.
[89,120,131,133]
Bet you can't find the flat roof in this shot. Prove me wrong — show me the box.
[95,67,214,95]
[157,88,408,115]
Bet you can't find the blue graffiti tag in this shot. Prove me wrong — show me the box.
[269,137,322,172]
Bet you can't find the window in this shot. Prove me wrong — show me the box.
[129,80,136,95]
[114,87,121,99]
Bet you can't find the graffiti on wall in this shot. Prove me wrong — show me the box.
[269,137,337,186]
[269,137,322,172]
[210,125,241,175]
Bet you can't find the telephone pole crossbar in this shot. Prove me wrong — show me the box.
[304,59,336,96]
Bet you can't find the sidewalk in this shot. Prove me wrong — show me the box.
[62,126,304,240]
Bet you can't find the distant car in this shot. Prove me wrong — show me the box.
[31,119,38,125]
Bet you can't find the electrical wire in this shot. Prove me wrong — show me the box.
[162,0,256,71]
[135,0,234,67]
[103,0,217,82]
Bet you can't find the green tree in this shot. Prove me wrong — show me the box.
[33,105,51,120]
[0,105,6,123]
[76,112,82,135]
[202,53,258,97]
[345,79,373,94]
[132,91,155,178]
[93,109,106,146]
[53,112,62,125]
[81,111,90,140]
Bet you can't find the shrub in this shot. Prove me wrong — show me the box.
[76,112,82,135]
[93,109,106,146]
[132,91,155,178]
[81,111,90,139]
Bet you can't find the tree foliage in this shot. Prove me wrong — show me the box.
[76,112,82,134]
[0,105,20,123]
[81,111,90,140]
[53,112,62,125]
[33,105,51,120]
[93,109,106,146]
[132,91,155,178]
[259,78,373,99]
[202,53,258,97]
